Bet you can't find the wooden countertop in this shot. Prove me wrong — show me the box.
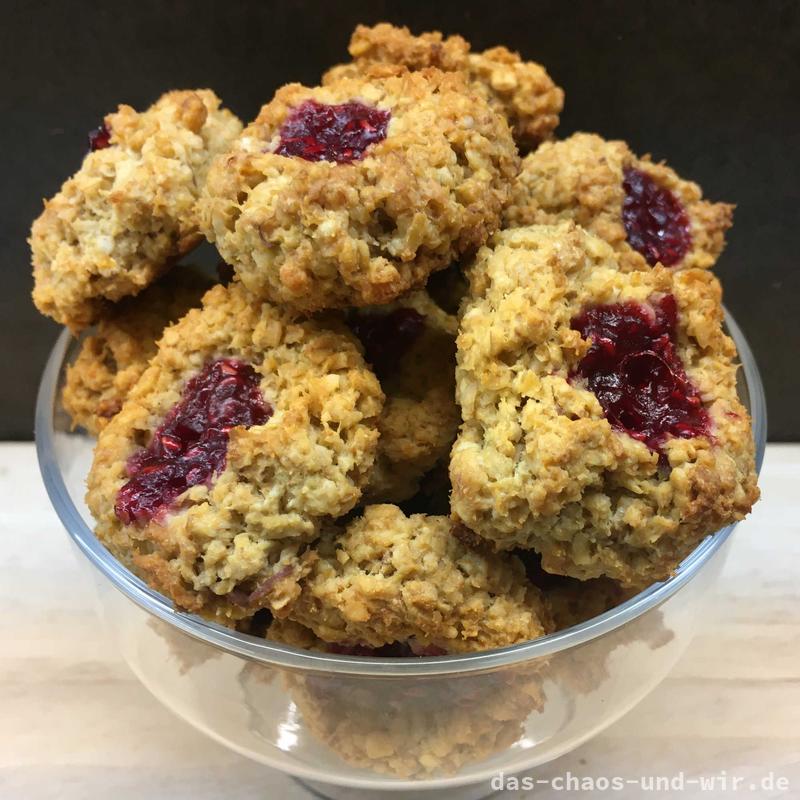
[2,443,798,799]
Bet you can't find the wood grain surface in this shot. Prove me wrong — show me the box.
[1,443,798,799]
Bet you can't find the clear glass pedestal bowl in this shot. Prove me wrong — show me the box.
[35,311,766,800]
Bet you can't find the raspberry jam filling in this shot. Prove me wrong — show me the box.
[274,100,391,163]
[115,359,271,525]
[348,308,426,379]
[570,295,710,454]
[622,167,692,266]
[88,123,111,152]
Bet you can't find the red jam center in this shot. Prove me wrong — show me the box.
[115,359,271,525]
[88,123,111,152]
[570,295,710,454]
[274,100,391,163]
[622,167,692,266]
[348,308,426,380]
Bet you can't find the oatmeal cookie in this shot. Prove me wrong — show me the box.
[283,504,553,652]
[86,282,383,623]
[451,224,758,587]
[323,23,564,149]
[261,662,545,777]
[31,90,241,330]
[258,616,546,776]
[504,133,734,271]
[61,268,212,435]
[348,290,460,504]
[200,68,518,312]
[466,46,564,150]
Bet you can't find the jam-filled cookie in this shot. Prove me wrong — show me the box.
[451,223,758,586]
[31,90,241,330]
[86,282,383,623]
[504,132,734,271]
[200,68,518,312]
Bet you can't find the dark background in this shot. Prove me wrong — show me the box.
[1,0,798,439]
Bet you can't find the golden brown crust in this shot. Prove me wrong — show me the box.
[61,268,212,435]
[283,504,553,651]
[504,133,734,271]
[31,90,241,330]
[324,23,563,149]
[357,290,460,504]
[201,69,518,311]
[466,46,564,149]
[348,23,471,71]
[86,281,384,624]
[450,224,759,586]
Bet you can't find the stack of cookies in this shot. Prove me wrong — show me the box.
[30,23,759,655]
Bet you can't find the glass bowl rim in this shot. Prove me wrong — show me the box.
[35,309,766,677]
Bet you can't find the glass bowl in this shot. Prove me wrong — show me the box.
[35,311,766,800]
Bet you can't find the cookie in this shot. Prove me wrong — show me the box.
[249,657,545,777]
[282,504,553,652]
[200,68,518,312]
[31,90,241,330]
[61,268,212,435]
[466,46,564,150]
[324,23,564,149]
[451,224,759,587]
[348,290,460,504]
[504,132,734,271]
[86,282,383,623]
[260,612,546,776]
